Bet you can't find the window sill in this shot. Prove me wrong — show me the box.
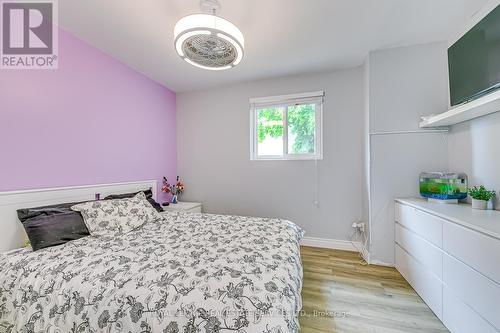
[250,155,323,161]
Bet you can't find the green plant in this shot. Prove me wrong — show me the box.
[257,104,316,153]
[468,185,496,201]
[257,108,284,143]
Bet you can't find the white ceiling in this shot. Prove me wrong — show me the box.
[59,0,490,92]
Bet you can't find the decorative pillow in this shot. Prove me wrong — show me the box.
[17,202,90,251]
[71,192,161,236]
[104,188,163,212]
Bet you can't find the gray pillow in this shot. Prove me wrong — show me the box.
[17,202,90,251]
[104,189,163,212]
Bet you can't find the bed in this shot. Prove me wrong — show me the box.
[0,182,304,333]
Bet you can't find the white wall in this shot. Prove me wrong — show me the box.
[365,42,450,265]
[370,133,448,265]
[448,112,500,209]
[177,69,364,242]
[368,42,450,133]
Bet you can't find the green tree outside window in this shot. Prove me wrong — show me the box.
[257,104,316,154]
[288,104,316,154]
[257,107,283,143]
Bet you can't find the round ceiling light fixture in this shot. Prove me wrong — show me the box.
[174,0,244,70]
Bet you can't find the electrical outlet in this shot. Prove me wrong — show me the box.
[352,222,366,234]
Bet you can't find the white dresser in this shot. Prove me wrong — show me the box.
[162,202,202,213]
[395,198,500,333]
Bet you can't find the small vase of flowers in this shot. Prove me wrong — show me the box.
[468,185,496,210]
[162,176,185,204]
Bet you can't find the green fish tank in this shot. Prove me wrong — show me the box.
[419,172,468,202]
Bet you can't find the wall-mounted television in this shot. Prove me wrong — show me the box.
[448,4,500,107]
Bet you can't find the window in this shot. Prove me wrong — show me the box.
[250,91,323,160]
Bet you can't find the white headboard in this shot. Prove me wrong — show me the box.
[0,180,157,253]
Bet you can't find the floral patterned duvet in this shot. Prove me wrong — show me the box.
[0,212,304,333]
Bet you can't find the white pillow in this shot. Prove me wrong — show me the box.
[71,192,161,236]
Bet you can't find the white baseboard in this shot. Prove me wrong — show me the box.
[368,259,394,267]
[301,237,395,267]
[301,237,361,252]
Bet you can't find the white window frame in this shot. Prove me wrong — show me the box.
[249,91,324,161]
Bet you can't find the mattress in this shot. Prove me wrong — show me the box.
[0,212,304,332]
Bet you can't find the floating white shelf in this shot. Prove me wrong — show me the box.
[420,89,500,128]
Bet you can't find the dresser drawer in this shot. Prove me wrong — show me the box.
[443,286,498,333]
[395,244,443,319]
[396,203,443,247]
[443,222,500,285]
[443,254,500,329]
[395,223,443,279]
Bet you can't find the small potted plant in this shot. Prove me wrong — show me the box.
[468,185,496,210]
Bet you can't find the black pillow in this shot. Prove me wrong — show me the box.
[17,202,90,251]
[104,189,163,212]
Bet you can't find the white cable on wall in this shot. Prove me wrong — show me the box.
[313,157,319,207]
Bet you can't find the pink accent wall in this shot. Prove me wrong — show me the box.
[0,29,177,203]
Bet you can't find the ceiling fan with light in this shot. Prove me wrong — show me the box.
[173,0,244,71]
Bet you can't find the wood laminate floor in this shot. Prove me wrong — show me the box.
[299,246,449,333]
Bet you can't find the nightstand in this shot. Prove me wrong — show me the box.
[162,202,202,213]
